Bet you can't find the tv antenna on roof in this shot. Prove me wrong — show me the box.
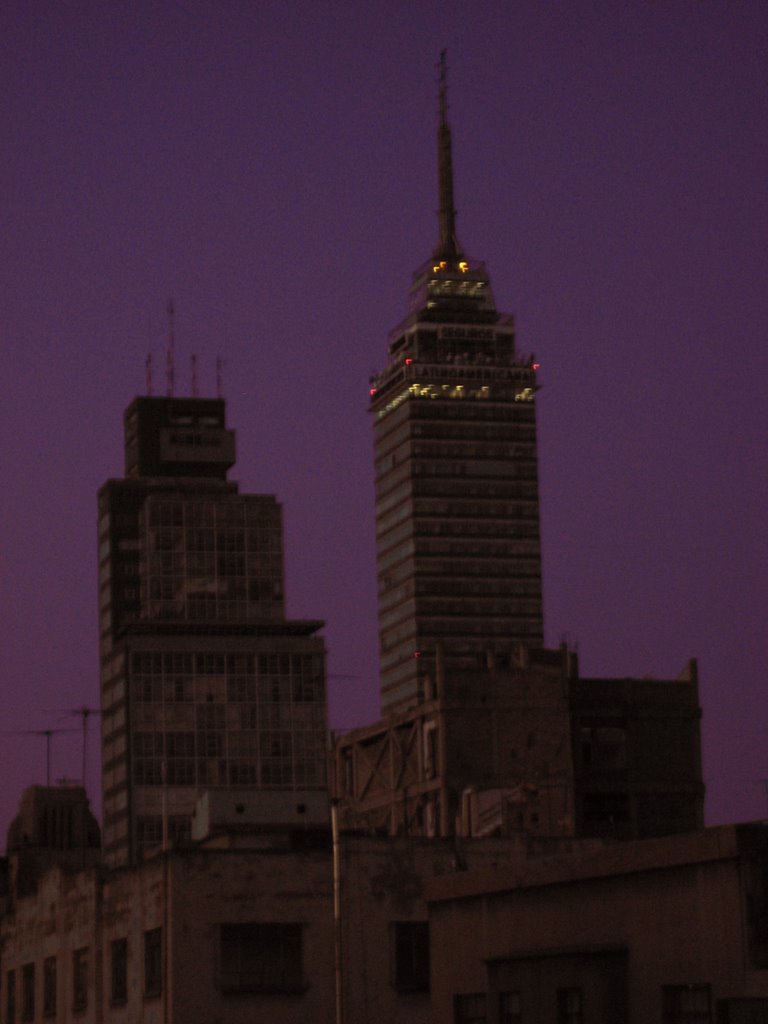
[2,728,79,786]
[146,351,153,395]
[216,355,225,399]
[166,299,176,397]
[191,353,199,397]
[46,706,102,790]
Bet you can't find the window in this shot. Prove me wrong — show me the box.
[219,923,303,993]
[558,987,584,1024]
[72,948,88,1012]
[455,993,487,1024]
[20,965,33,1022]
[499,990,521,1024]
[391,921,430,992]
[6,970,15,1024]
[717,999,768,1023]
[144,929,163,997]
[43,957,56,1018]
[663,985,712,1023]
[111,939,127,1005]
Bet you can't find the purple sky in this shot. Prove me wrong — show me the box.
[1,3,766,845]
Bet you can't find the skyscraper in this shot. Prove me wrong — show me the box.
[98,396,327,865]
[370,57,544,715]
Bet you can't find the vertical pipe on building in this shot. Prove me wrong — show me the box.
[435,643,445,700]
[331,799,344,1024]
[94,870,104,1024]
[163,850,171,1024]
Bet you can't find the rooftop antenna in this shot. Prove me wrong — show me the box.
[216,355,224,399]
[166,299,176,397]
[2,728,78,786]
[434,49,462,262]
[191,353,199,397]
[146,351,153,396]
[46,706,102,790]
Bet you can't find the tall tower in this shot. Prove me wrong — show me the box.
[370,56,543,715]
[98,396,327,865]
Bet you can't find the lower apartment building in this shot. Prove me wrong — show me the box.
[427,823,768,1024]
[2,787,766,1023]
[0,786,537,1024]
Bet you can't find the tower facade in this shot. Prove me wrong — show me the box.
[371,61,543,714]
[98,397,327,865]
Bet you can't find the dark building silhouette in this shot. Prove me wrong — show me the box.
[0,59,750,1024]
[370,55,543,715]
[4,786,100,900]
[331,645,704,841]
[98,396,327,865]
[348,58,704,841]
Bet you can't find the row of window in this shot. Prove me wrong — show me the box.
[374,412,533,459]
[134,755,325,788]
[131,651,323,678]
[144,527,280,553]
[376,499,538,539]
[453,984,723,1023]
[376,440,536,478]
[144,499,277,529]
[3,921,428,1019]
[3,929,161,1022]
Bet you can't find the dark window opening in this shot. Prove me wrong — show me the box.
[144,928,162,997]
[72,948,88,1013]
[111,939,128,1005]
[219,923,303,993]
[558,987,584,1024]
[663,984,712,1024]
[43,957,56,1018]
[392,921,430,992]
[499,990,521,1023]
[454,992,487,1024]
[6,969,15,1024]
[21,965,34,1023]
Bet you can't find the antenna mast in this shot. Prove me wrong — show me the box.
[146,352,153,395]
[191,353,199,397]
[435,49,462,261]
[166,299,176,397]
[216,355,224,399]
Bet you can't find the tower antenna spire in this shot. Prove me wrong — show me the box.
[435,49,462,261]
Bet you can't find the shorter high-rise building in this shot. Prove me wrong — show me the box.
[98,397,327,865]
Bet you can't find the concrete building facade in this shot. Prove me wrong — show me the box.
[1,789,535,1024]
[426,824,768,1023]
[3,795,765,1024]
[98,397,327,866]
[331,646,704,843]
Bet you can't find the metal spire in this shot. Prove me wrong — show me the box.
[434,50,462,261]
